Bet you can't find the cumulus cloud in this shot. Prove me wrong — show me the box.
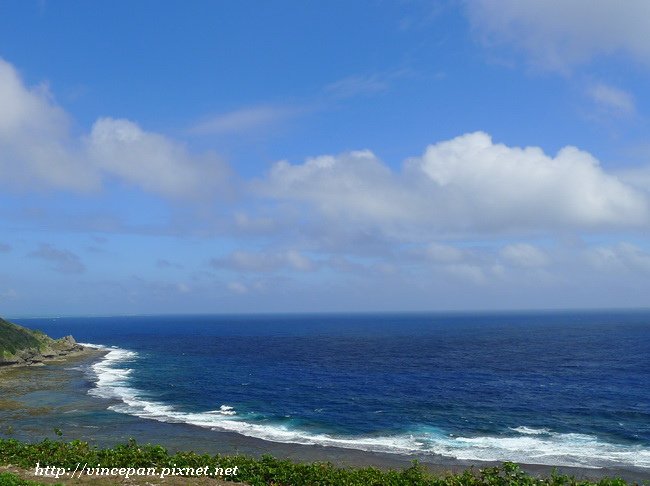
[0,59,99,191]
[88,117,229,199]
[259,149,423,235]
[415,132,648,229]
[28,244,86,274]
[466,0,650,72]
[258,132,648,238]
[0,58,229,199]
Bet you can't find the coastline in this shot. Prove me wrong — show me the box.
[143,426,650,484]
[0,342,107,374]
[0,350,648,484]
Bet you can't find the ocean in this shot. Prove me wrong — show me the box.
[7,311,650,471]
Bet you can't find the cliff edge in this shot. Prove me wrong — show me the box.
[0,317,85,367]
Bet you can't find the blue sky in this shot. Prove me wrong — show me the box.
[1,0,650,316]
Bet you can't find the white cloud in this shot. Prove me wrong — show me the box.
[325,74,390,99]
[423,243,464,264]
[88,118,229,199]
[215,251,276,272]
[0,59,99,191]
[233,212,278,234]
[227,282,249,294]
[500,243,549,268]
[284,250,314,271]
[445,263,488,285]
[0,58,229,199]
[413,132,647,230]
[585,242,650,273]
[404,241,555,286]
[211,249,316,273]
[324,70,413,100]
[189,105,300,135]
[587,83,635,116]
[259,149,422,234]
[259,132,648,238]
[466,0,650,72]
[617,165,650,193]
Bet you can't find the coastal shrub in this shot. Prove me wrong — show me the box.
[0,438,637,485]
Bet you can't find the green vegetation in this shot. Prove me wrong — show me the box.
[0,472,55,486]
[0,318,43,358]
[0,317,80,365]
[0,438,637,485]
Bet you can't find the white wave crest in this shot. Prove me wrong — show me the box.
[87,346,138,400]
[426,428,650,468]
[85,347,650,469]
[509,426,551,435]
[206,405,236,416]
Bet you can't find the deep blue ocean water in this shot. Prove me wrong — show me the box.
[16,311,650,468]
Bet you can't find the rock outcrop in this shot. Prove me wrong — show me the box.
[0,318,85,367]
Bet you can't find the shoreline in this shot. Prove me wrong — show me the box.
[0,434,650,484]
[146,424,650,483]
[1,348,649,484]
[0,344,107,374]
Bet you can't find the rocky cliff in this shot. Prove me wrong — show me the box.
[0,317,85,367]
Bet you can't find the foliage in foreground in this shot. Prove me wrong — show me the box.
[0,472,57,486]
[0,438,637,485]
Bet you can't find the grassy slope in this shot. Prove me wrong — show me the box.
[0,317,78,364]
[0,318,46,358]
